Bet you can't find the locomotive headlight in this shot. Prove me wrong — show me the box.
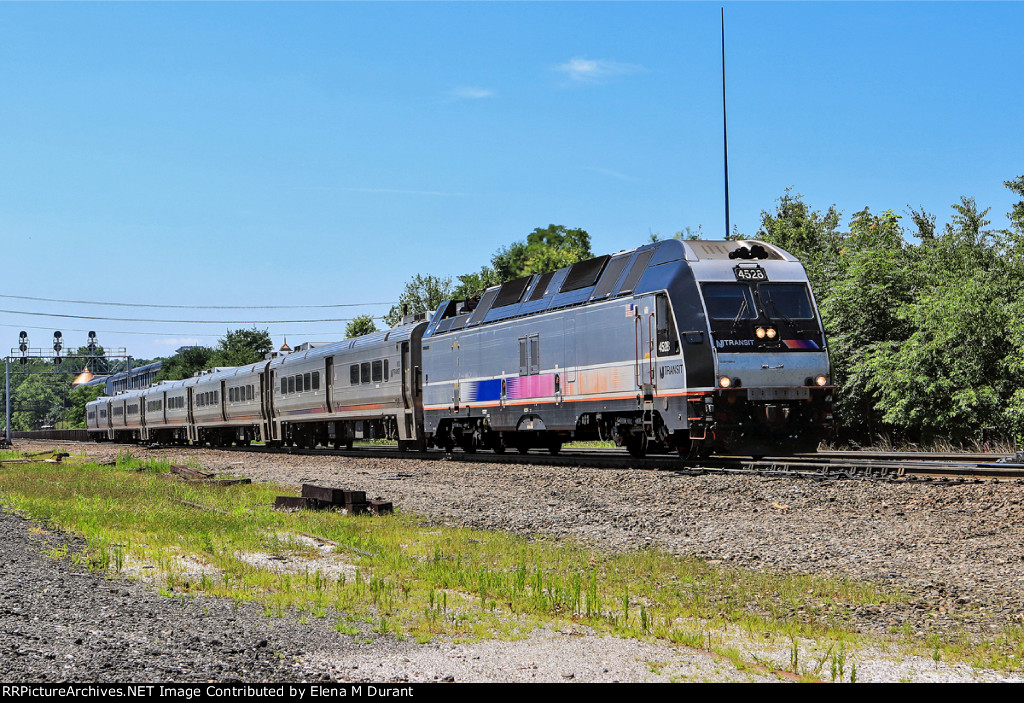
[719,376,732,388]
[815,375,828,387]
[755,327,766,339]
[766,327,777,339]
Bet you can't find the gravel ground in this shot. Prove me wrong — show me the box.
[4,439,1024,683]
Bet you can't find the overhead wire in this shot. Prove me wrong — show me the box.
[0,308,382,324]
[0,293,396,310]
[0,322,355,339]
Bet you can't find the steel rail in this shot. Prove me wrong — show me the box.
[15,438,1024,482]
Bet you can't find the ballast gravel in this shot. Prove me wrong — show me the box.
[3,440,1024,683]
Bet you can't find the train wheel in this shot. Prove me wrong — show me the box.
[626,434,648,458]
[681,440,709,461]
[491,434,507,454]
[547,439,562,456]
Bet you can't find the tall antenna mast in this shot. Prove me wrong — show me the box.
[721,7,731,238]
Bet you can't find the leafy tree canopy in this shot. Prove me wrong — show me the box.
[384,274,455,327]
[210,328,272,368]
[345,314,378,339]
[154,328,271,382]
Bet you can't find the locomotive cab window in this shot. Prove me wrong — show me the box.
[758,283,815,320]
[702,284,757,320]
[656,295,681,355]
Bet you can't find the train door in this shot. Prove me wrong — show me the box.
[634,299,656,394]
[265,370,278,442]
[325,357,335,413]
[634,298,657,444]
[397,343,415,444]
[186,387,196,442]
[220,380,227,422]
[564,318,576,393]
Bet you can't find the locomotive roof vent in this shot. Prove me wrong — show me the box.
[728,244,770,260]
[687,240,784,261]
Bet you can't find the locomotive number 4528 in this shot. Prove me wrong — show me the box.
[734,265,768,281]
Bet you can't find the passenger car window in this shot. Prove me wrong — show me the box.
[361,362,371,384]
[372,360,383,383]
[350,365,359,385]
[304,373,311,391]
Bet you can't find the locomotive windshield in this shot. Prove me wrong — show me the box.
[703,282,816,323]
[703,284,756,320]
[758,283,814,320]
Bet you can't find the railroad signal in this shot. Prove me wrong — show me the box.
[19,331,28,354]
[52,331,63,355]
[87,331,97,353]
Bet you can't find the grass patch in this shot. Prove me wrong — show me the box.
[0,449,1018,677]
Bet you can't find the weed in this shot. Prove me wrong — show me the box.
[3,453,1013,675]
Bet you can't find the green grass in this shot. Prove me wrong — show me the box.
[0,448,1021,677]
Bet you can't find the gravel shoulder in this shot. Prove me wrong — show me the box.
[3,440,1024,683]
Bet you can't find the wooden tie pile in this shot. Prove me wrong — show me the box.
[275,483,393,516]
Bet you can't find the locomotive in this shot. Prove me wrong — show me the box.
[86,239,834,458]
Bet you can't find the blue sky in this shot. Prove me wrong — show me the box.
[2,1,1022,361]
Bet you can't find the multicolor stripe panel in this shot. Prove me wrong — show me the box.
[783,339,820,350]
[458,375,557,402]
[505,375,555,400]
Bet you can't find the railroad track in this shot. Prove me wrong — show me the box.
[14,437,1024,482]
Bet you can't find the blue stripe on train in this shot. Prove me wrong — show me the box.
[463,378,502,402]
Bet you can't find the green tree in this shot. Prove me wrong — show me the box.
[507,225,593,279]
[155,345,215,382]
[66,384,105,428]
[452,266,502,300]
[7,363,66,430]
[384,274,455,326]
[209,328,272,368]
[756,189,843,298]
[863,198,1013,444]
[345,314,378,338]
[649,225,705,242]
[999,174,1024,436]
[821,208,917,440]
[387,224,594,326]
